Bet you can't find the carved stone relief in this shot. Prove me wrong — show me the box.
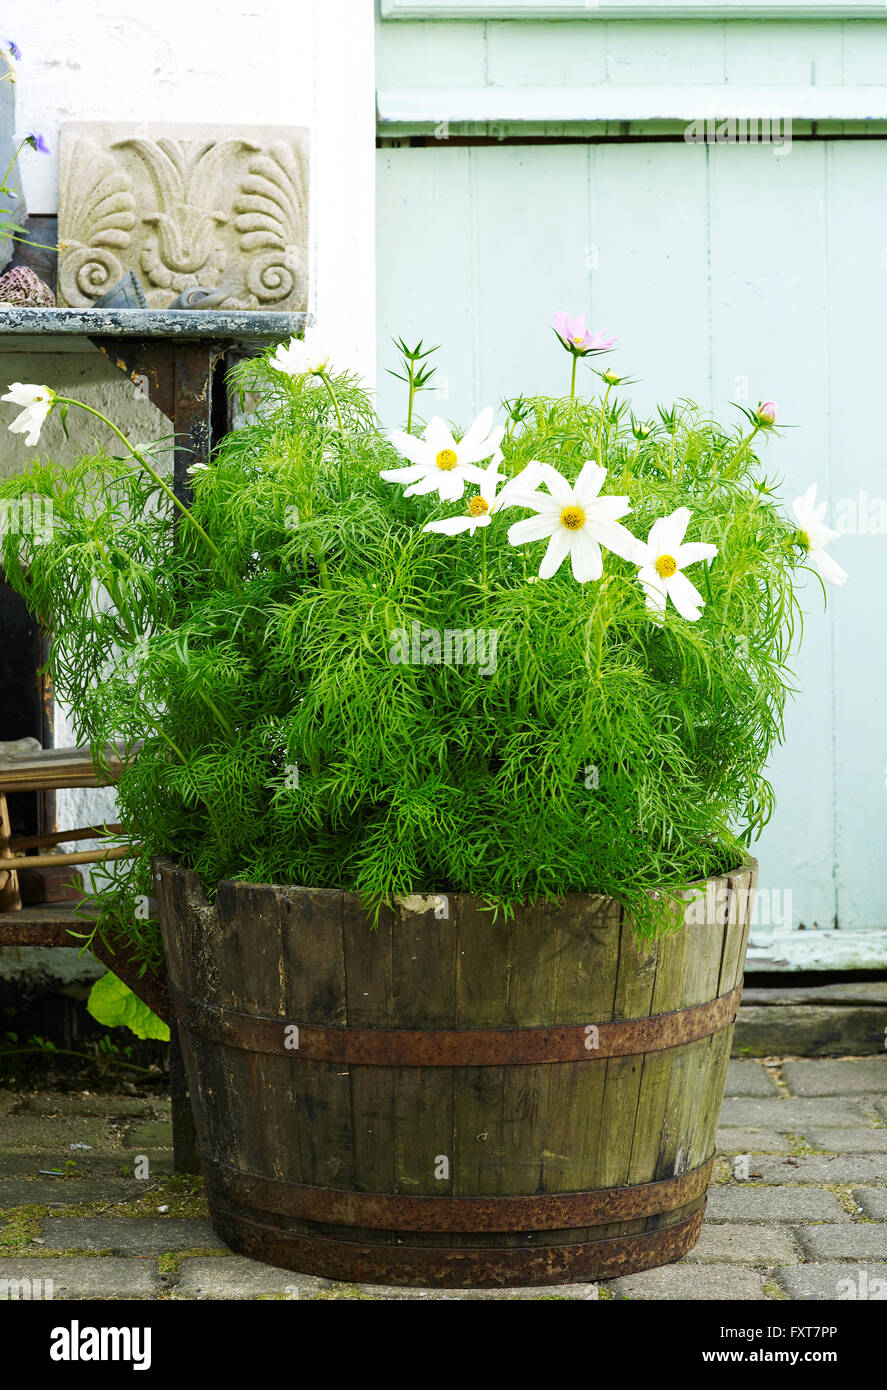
[57,122,309,311]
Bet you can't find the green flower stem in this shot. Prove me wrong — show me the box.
[55,397,224,567]
[0,140,28,198]
[318,371,347,501]
[730,423,762,474]
[318,371,345,435]
[406,358,417,432]
[595,383,613,466]
[570,354,578,402]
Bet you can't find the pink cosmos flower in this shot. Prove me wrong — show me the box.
[552,311,616,356]
[757,400,778,425]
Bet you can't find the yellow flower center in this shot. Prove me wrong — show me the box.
[572,335,585,347]
[798,529,811,551]
[560,505,586,531]
[435,448,458,471]
[468,496,489,517]
[655,554,678,578]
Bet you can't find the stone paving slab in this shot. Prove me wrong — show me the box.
[783,1059,887,1096]
[797,1224,887,1261]
[802,1129,887,1153]
[716,1128,792,1154]
[608,1264,768,1300]
[123,1121,173,1148]
[40,1217,224,1254]
[171,1256,601,1300]
[0,1179,147,1207]
[725,1061,781,1096]
[705,1186,850,1222]
[719,1098,873,1129]
[776,1264,887,1300]
[729,1155,887,1184]
[0,1150,174,1177]
[18,1093,170,1118]
[0,1116,110,1152]
[683,1222,799,1264]
[854,1189,887,1219]
[0,1256,161,1299]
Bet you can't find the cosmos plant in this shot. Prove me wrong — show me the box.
[0,319,843,964]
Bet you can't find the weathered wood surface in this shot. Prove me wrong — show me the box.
[157,859,756,1286]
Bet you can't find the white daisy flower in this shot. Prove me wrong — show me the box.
[506,459,642,583]
[792,483,848,587]
[635,507,717,622]
[269,328,330,377]
[423,458,544,538]
[382,406,505,503]
[2,382,55,447]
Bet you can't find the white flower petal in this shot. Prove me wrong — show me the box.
[388,431,432,467]
[570,531,603,583]
[423,516,475,535]
[538,527,572,580]
[595,518,644,563]
[573,459,606,503]
[508,514,559,546]
[535,463,574,508]
[674,542,717,567]
[813,549,848,587]
[380,463,427,484]
[638,566,668,613]
[667,570,705,621]
[651,506,692,555]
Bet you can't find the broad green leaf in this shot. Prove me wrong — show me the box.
[87,972,169,1042]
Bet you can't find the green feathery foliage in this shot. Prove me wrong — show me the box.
[0,348,813,967]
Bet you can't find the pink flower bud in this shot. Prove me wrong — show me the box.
[757,400,777,424]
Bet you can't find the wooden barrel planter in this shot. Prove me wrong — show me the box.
[155,858,756,1288]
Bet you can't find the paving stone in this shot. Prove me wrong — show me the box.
[854,1189,887,1219]
[783,1059,887,1096]
[608,1263,768,1300]
[717,1128,791,1154]
[725,1061,781,1097]
[0,1116,109,1152]
[729,1154,887,1185]
[172,1257,600,1300]
[683,1222,799,1265]
[776,1263,887,1300]
[0,1091,15,1117]
[705,1186,849,1222]
[735,1005,887,1058]
[21,1092,169,1118]
[0,1257,160,1299]
[0,1179,146,1208]
[0,1150,174,1177]
[797,1224,887,1261]
[40,1217,224,1254]
[803,1129,887,1153]
[719,1098,871,1129]
[123,1121,173,1148]
[876,1098,887,1122]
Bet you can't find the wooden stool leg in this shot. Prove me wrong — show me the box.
[0,791,22,911]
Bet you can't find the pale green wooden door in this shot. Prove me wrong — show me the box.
[375,15,887,963]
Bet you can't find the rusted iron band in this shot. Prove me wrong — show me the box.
[169,982,741,1065]
[206,1198,706,1287]
[203,1155,714,1232]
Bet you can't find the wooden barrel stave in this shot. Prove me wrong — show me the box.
[156,859,756,1286]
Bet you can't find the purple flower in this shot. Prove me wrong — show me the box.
[2,38,21,61]
[552,310,616,356]
[16,131,51,156]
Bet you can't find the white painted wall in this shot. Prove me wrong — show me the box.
[11,0,376,379]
